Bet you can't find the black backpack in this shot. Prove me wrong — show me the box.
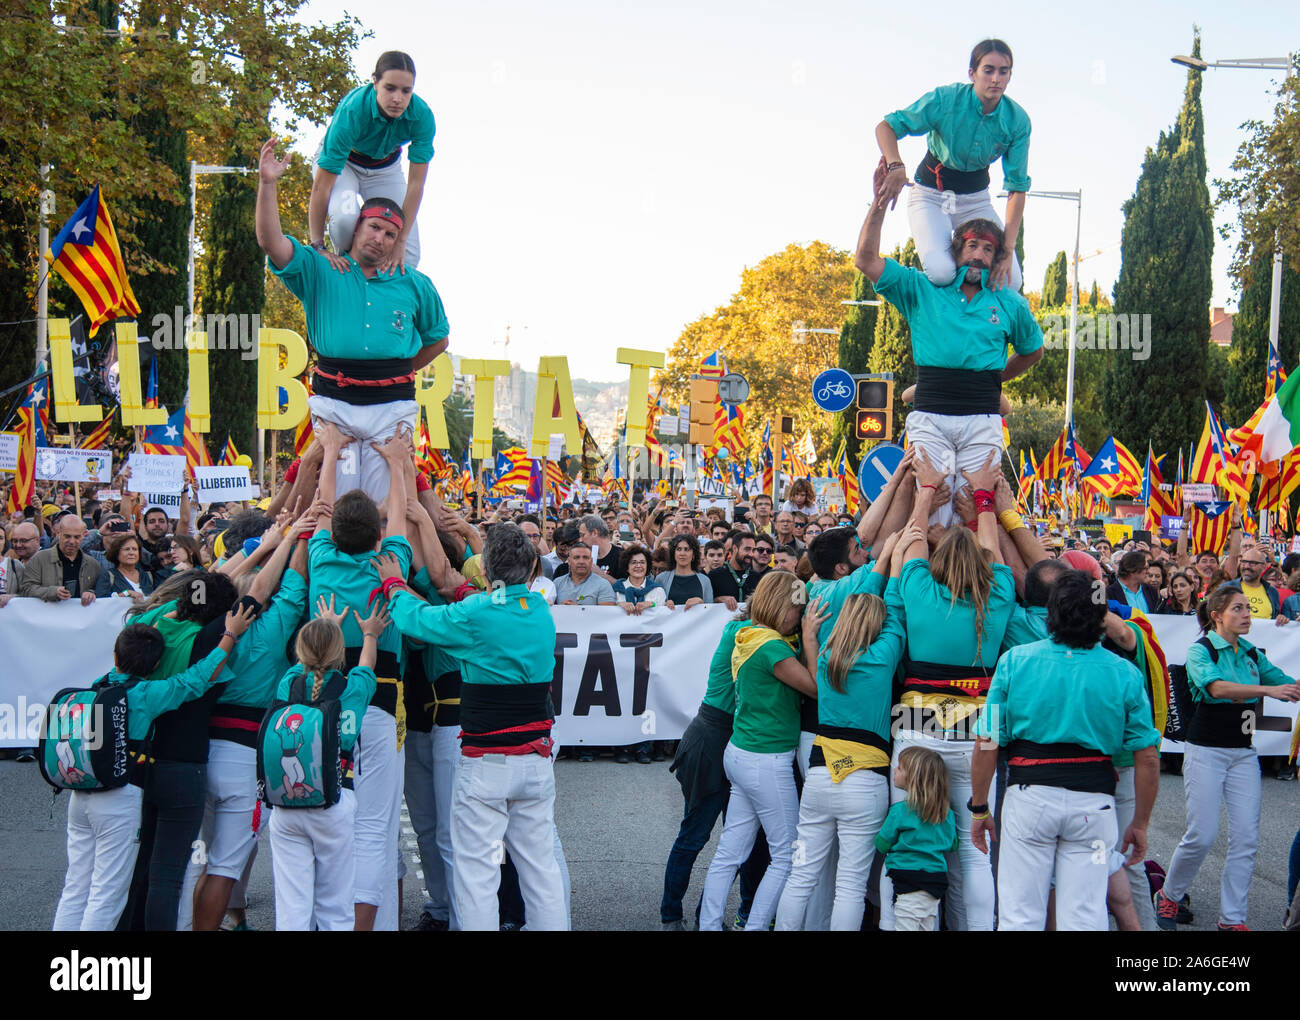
[1165,636,1258,742]
[38,678,140,792]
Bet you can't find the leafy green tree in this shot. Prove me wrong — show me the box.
[867,239,921,439]
[1102,30,1213,455]
[1088,280,1100,308]
[831,270,878,469]
[1042,251,1068,307]
[1224,245,1300,425]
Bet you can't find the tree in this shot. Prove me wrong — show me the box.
[1042,251,1068,307]
[1216,55,1300,288]
[658,241,855,465]
[867,239,921,438]
[1102,30,1213,456]
[831,270,878,468]
[1224,244,1300,424]
[1088,280,1100,308]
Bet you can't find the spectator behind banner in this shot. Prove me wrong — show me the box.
[554,545,616,606]
[1159,569,1201,617]
[2,520,42,607]
[136,507,171,574]
[780,478,817,515]
[710,530,760,611]
[20,514,102,605]
[612,545,665,614]
[94,532,158,600]
[1106,552,1159,616]
[656,535,714,609]
[1219,549,1280,620]
[579,515,626,581]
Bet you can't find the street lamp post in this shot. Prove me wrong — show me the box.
[1170,55,1289,71]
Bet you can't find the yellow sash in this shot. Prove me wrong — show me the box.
[730,626,791,680]
[812,735,890,783]
[376,677,405,751]
[899,690,982,731]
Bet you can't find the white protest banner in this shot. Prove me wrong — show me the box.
[33,447,115,484]
[659,414,679,437]
[143,491,183,517]
[96,489,121,501]
[0,431,19,473]
[1181,483,1215,504]
[127,453,185,494]
[194,465,254,502]
[697,497,733,521]
[548,433,565,462]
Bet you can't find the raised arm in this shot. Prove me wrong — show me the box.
[903,448,944,562]
[961,451,1004,565]
[1176,504,1193,569]
[858,448,912,549]
[255,139,295,271]
[314,421,348,529]
[1223,504,1242,579]
[249,508,315,606]
[374,429,411,542]
[852,173,892,285]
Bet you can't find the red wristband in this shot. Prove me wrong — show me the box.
[452,581,476,603]
[973,489,995,515]
[920,483,938,492]
[379,576,409,599]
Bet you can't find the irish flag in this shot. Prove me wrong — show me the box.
[1243,369,1300,469]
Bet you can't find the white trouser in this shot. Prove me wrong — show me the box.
[270,789,357,931]
[997,784,1116,931]
[354,706,404,929]
[308,395,419,506]
[452,753,568,931]
[321,155,420,268]
[404,727,450,923]
[776,766,889,931]
[903,411,1004,528]
[53,785,143,931]
[894,890,942,931]
[699,743,799,932]
[1161,743,1261,927]
[794,730,837,930]
[1113,765,1155,930]
[880,731,995,931]
[907,182,1023,291]
[432,726,462,928]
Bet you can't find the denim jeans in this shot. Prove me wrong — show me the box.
[660,786,769,924]
[118,761,206,931]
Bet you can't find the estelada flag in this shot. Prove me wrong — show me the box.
[45,186,141,337]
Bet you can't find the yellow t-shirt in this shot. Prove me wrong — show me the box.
[1240,581,1273,619]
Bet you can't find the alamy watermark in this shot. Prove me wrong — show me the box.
[149,307,260,361]
[1040,312,1151,362]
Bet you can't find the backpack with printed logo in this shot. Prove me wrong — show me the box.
[256,670,346,809]
[38,680,135,792]
[1165,636,1259,742]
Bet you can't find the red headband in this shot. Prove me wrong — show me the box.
[962,229,999,245]
[360,205,405,231]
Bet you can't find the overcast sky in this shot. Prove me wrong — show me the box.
[295,0,1298,382]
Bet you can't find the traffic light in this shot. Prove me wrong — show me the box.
[688,378,717,445]
[855,377,894,441]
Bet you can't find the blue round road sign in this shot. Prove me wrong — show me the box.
[812,368,855,413]
[858,443,905,503]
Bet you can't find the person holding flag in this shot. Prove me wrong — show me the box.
[257,137,449,505]
[854,156,1042,525]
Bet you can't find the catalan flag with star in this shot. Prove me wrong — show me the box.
[6,387,41,512]
[141,406,185,456]
[45,186,141,337]
[79,407,115,451]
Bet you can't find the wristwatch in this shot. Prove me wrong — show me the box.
[966,798,989,814]
[309,240,328,252]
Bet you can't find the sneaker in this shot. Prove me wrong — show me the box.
[662,919,686,931]
[1216,921,1251,931]
[1277,763,1297,781]
[614,749,631,764]
[636,748,653,764]
[1177,895,1194,925]
[577,748,595,763]
[652,743,666,762]
[733,911,748,930]
[1153,889,1179,931]
[14,748,36,763]
[411,911,449,932]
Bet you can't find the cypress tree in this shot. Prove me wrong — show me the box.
[1224,246,1300,424]
[868,239,921,439]
[1089,280,1100,308]
[1102,30,1213,454]
[831,270,879,468]
[1042,251,1068,306]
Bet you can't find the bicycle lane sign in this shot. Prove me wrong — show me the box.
[811,368,855,413]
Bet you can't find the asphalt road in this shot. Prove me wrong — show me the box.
[3,754,1297,931]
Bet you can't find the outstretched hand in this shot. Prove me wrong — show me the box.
[259,138,290,184]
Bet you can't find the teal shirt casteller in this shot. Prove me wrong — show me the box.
[307,532,413,664]
[1186,631,1295,705]
[386,584,557,688]
[275,663,377,754]
[973,639,1162,756]
[1001,603,1048,655]
[875,801,960,874]
[270,237,449,361]
[97,648,229,742]
[873,259,1042,373]
[807,560,887,645]
[219,568,309,708]
[814,578,906,743]
[899,558,1017,669]
[884,82,1031,192]
[318,82,436,174]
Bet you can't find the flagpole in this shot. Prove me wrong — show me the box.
[35,161,51,371]
[68,420,81,519]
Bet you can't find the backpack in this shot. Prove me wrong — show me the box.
[1164,636,1258,742]
[256,669,346,809]
[38,679,136,792]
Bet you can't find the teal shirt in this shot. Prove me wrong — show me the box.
[900,558,1017,669]
[270,237,449,361]
[815,578,906,742]
[98,648,228,741]
[701,619,751,715]
[409,567,461,679]
[218,569,308,708]
[386,583,556,687]
[873,259,1043,372]
[807,559,887,644]
[275,663,377,753]
[1001,604,1048,654]
[974,639,1162,756]
[318,83,436,173]
[884,82,1031,192]
[875,801,960,874]
[308,532,412,664]
[1186,631,1294,705]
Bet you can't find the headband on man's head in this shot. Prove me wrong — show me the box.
[359,204,405,232]
[961,228,1000,246]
